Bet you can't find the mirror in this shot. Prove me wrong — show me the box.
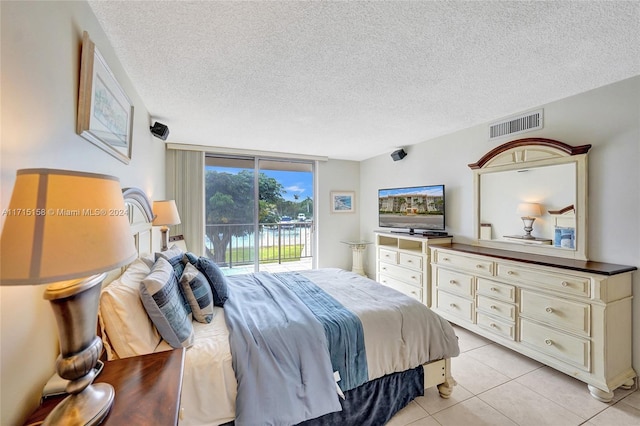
[470,138,590,260]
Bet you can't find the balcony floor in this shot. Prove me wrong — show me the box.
[219,257,313,276]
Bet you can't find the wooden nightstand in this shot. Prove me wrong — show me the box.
[24,348,185,426]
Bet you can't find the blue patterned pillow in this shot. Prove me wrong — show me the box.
[156,245,186,278]
[140,258,194,348]
[179,263,215,323]
[183,254,229,307]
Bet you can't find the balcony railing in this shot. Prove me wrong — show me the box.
[205,221,313,268]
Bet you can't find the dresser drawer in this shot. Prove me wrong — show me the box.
[497,263,590,298]
[477,312,515,340]
[436,291,474,323]
[399,252,423,270]
[520,290,590,336]
[477,295,516,321]
[435,251,494,276]
[477,278,516,302]
[520,318,590,371]
[378,248,398,264]
[379,274,422,301]
[436,268,474,297]
[379,263,422,287]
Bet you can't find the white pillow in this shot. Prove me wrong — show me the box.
[100,258,161,359]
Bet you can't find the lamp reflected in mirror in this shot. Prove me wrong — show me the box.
[516,202,542,239]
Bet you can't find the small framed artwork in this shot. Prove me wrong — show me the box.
[77,31,133,164]
[330,191,355,213]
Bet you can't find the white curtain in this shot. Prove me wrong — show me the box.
[166,149,205,256]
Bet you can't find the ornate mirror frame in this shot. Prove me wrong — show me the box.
[469,138,591,260]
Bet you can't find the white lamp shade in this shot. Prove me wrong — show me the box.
[516,202,542,217]
[153,200,181,226]
[0,169,137,285]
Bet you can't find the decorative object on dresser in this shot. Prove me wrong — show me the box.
[77,31,133,164]
[375,231,452,307]
[0,169,137,426]
[430,244,636,402]
[24,349,185,426]
[153,200,181,251]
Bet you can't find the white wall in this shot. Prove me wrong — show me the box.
[0,2,165,424]
[316,159,361,270]
[360,76,640,370]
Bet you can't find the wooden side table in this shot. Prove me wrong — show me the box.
[24,348,185,426]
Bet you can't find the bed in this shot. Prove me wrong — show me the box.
[98,188,459,426]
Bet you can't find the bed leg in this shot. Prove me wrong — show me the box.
[437,358,456,399]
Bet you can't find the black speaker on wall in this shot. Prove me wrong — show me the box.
[391,149,407,161]
[150,121,170,140]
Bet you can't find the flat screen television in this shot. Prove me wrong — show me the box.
[378,184,446,235]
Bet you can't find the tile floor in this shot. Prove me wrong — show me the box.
[387,324,640,426]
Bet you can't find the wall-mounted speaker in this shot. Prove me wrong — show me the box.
[150,121,170,140]
[391,149,407,161]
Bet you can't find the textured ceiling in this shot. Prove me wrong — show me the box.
[88,1,640,161]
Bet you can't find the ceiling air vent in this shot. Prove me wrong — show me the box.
[489,109,543,139]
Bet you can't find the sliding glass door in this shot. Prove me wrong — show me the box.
[205,155,314,274]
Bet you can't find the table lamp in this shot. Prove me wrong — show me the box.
[152,200,181,251]
[516,202,542,239]
[0,169,137,426]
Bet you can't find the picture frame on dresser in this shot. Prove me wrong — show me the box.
[77,31,134,164]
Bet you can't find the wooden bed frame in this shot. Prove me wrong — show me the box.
[107,187,455,421]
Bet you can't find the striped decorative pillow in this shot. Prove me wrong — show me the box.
[179,263,216,323]
[140,258,194,348]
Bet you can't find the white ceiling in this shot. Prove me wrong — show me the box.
[88,1,640,161]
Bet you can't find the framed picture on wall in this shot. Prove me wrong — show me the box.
[330,191,355,213]
[77,31,133,164]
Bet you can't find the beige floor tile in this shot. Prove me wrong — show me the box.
[465,342,544,379]
[451,324,493,353]
[479,380,584,426]
[386,401,429,426]
[587,401,640,426]
[415,382,474,414]
[516,366,629,419]
[620,389,640,410]
[432,397,517,426]
[451,353,511,395]
[405,415,441,426]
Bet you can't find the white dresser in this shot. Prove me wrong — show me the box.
[430,243,637,401]
[375,232,452,307]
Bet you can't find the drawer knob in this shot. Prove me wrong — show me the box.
[407,259,413,263]
[507,270,515,275]
[442,257,449,261]
[544,339,553,346]
[490,323,497,328]
[449,303,457,308]
[449,280,457,285]
[476,264,483,269]
[490,287,498,292]
[561,281,569,287]
[545,307,554,313]
[490,305,497,310]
